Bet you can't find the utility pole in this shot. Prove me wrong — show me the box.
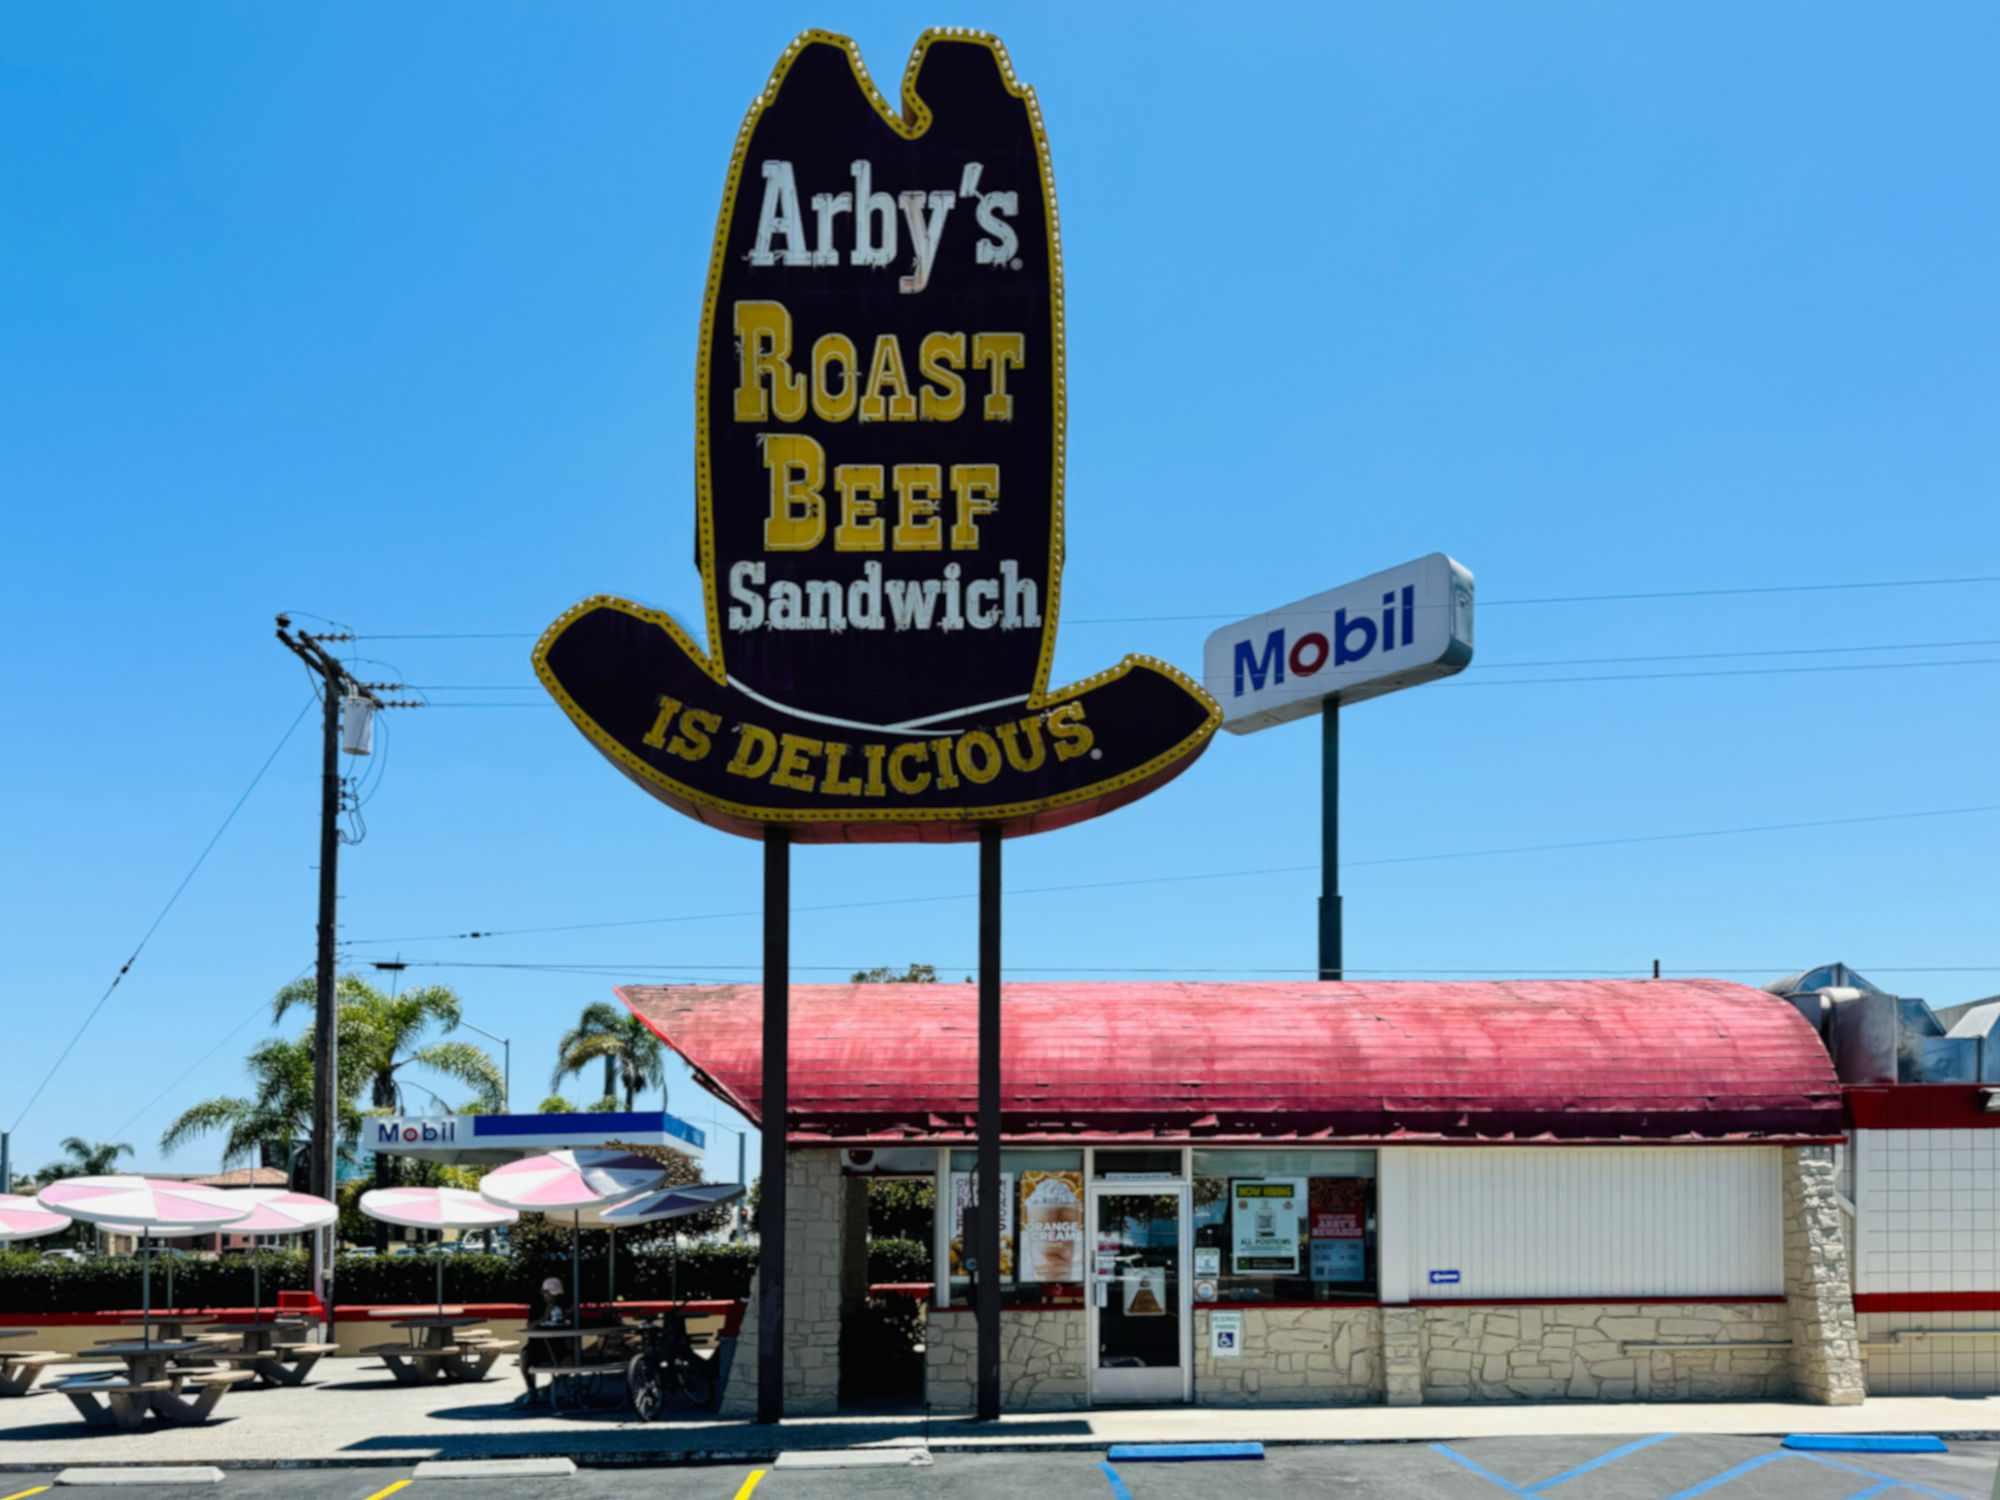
[275,615,420,1299]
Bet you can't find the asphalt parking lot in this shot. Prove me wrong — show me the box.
[15,1434,2000,1500]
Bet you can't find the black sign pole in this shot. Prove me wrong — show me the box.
[758,826,790,1426]
[1319,701,1342,981]
[975,825,1003,1420]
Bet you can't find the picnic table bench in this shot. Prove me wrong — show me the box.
[201,1322,338,1387]
[0,1349,73,1397]
[55,1367,256,1431]
[361,1316,518,1385]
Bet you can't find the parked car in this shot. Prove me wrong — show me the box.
[41,1248,85,1264]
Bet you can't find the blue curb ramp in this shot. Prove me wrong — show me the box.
[1782,1435,1948,1453]
[1107,1443,1266,1462]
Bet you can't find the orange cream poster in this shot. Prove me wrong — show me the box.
[1019,1170,1084,1283]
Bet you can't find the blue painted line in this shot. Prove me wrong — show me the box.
[1531,1432,1676,1490]
[1785,1436,1949,1454]
[1430,1444,1545,1500]
[1835,1482,1904,1500]
[1655,1451,1791,1500]
[1107,1442,1264,1462]
[1097,1462,1135,1500]
[1797,1453,1970,1500]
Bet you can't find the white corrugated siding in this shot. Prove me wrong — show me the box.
[1397,1146,1783,1299]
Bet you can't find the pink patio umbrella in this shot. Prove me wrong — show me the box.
[359,1187,519,1314]
[480,1151,665,1316]
[93,1191,337,1318]
[0,1193,72,1243]
[36,1177,249,1345]
[581,1182,746,1306]
[222,1190,337,1318]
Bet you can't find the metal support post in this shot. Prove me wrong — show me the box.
[1318,701,1341,981]
[976,825,1003,1420]
[757,827,790,1426]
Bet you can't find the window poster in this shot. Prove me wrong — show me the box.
[949,1171,1014,1281]
[1018,1170,1084,1283]
[1308,1177,1367,1283]
[1230,1179,1301,1274]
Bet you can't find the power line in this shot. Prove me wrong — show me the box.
[1455,655,2000,687]
[390,637,2000,695]
[12,697,317,1134]
[109,964,312,1144]
[338,799,2000,949]
[1476,637,2000,670]
[379,959,2000,978]
[408,652,2000,707]
[349,572,2000,638]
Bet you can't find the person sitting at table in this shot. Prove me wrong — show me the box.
[516,1277,569,1405]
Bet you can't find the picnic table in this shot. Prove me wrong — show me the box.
[0,1331,72,1396]
[201,1320,338,1387]
[360,1316,516,1385]
[54,1339,254,1431]
[521,1323,637,1411]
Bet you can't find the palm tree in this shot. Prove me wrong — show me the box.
[274,974,504,1115]
[37,1137,134,1183]
[159,1032,367,1179]
[551,1002,666,1111]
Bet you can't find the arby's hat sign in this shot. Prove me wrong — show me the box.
[534,30,1218,842]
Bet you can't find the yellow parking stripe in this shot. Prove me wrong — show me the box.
[733,1472,768,1500]
[0,1487,51,1500]
[362,1482,412,1500]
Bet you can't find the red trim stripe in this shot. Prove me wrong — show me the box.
[1855,1292,2000,1313]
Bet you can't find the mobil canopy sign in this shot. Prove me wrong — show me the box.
[1203,554,1475,734]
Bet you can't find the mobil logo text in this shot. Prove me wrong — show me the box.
[1232,585,1418,696]
[1202,553,1475,734]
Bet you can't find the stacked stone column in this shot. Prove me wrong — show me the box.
[1782,1145,1865,1404]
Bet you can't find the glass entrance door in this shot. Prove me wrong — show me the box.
[1088,1185,1189,1403]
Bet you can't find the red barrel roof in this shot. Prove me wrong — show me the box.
[620,979,1842,1145]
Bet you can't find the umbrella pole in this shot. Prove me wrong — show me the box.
[436,1245,444,1318]
[253,1261,261,1319]
[142,1238,152,1348]
[572,1211,581,1323]
[608,1226,616,1310]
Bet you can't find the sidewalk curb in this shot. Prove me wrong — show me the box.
[4,1431,2000,1470]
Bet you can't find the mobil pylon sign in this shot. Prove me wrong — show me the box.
[535,30,1218,841]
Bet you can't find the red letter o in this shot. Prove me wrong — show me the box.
[1289,632,1329,677]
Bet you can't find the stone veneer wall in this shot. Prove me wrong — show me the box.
[1783,1147,1866,1404]
[1192,1307,1382,1404]
[1418,1303,1792,1402]
[925,1309,1089,1411]
[719,1148,852,1418]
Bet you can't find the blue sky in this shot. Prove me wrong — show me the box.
[4,3,1996,1178]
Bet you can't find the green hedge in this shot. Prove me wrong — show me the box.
[0,1240,924,1315]
[0,1250,310,1314]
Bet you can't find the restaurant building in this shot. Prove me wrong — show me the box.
[623,977,1864,1411]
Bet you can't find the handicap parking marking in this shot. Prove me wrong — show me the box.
[1436,1436,1989,1500]
[1097,1462,1136,1500]
[1533,1435,1679,1491]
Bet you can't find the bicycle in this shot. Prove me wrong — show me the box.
[625,1306,716,1420]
